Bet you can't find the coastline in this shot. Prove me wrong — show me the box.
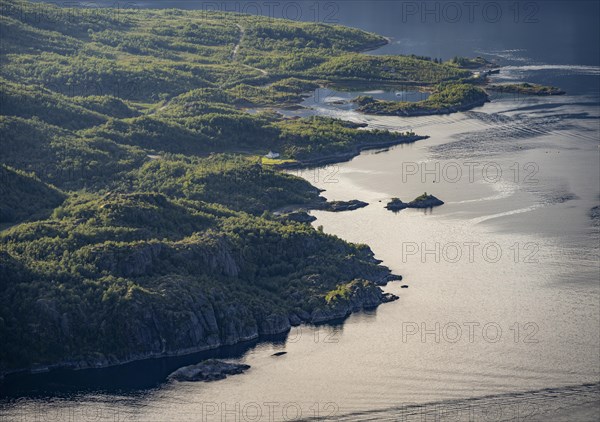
[0,6,564,383]
[355,96,490,117]
[0,66,523,383]
[274,135,429,170]
[0,130,414,381]
[0,281,397,378]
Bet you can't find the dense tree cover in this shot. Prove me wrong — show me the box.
[0,115,147,190]
[1,0,468,101]
[275,116,417,159]
[0,165,66,226]
[0,191,389,370]
[130,155,323,214]
[354,83,489,116]
[0,0,462,372]
[316,54,469,84]
[0,78,109,129]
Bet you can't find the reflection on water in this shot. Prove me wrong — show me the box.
[310,87,430,107]
[3,1,600,421]
[2,93,598,422]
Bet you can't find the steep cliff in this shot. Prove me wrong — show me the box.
[0,192,400,374]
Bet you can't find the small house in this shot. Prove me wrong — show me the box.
[265,151,280,159]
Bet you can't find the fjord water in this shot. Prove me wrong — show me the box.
[3,1,599,421]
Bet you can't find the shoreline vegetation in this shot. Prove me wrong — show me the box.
[352,83,490,116]
[0,0,559,379]
[487,82,566,96]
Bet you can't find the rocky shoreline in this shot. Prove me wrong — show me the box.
[487,83,566,96]
[275,135,428,170]
[168,359,251,382]
[1,270,402,377]
[356,96,490,117]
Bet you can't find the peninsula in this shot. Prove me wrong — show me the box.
[0,0,493,376]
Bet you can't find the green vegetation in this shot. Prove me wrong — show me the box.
[316,54,469,85]
[0,165,66,226]
[325,280,359,304]
[447,56,492,69]
[274,116,417,160]
[0,191,392,370]
[487,83,566,96]
[354,83,489,116]
[1,0,422,373]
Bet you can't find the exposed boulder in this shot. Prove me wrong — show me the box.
[382,293,399,302]
[168,359,250,382]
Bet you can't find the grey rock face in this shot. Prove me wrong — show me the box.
[310,280,389,324]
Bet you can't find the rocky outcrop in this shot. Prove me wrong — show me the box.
[258,313,292,335]
[382,293,399,302]
[385,198,408,212]
[279,211,317,224]
[320,200,369,212]
[310,280,392,324]
[168,359,250,382]
[92,242,163,277]
[408,194,444,208]
[177,236,240,278]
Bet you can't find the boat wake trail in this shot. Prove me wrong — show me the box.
[429,107,596,159]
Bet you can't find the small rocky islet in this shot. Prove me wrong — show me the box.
[168,359,251,382]
[321,199,369,212]
[385,193,444,212]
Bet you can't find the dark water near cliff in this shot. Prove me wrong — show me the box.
[3,1,599,420]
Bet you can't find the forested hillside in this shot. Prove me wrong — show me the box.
[0,0,463,373]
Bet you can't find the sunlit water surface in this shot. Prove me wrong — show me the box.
[2,1,599,421]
